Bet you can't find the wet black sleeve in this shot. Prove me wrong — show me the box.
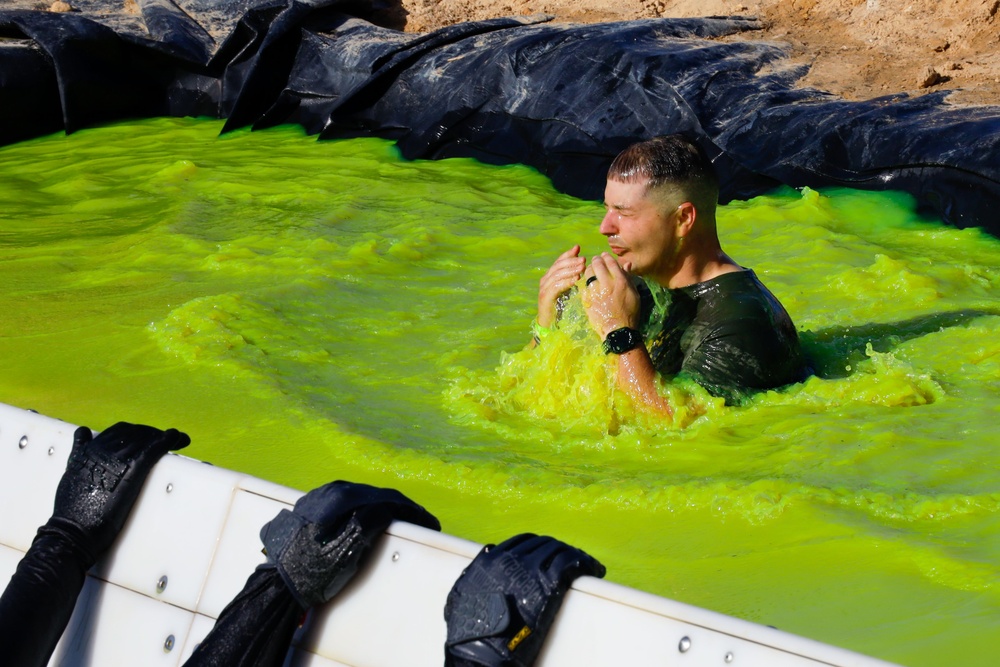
[0,524,95,667]
[182,568,305,667]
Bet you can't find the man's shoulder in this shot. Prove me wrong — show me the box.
[678,269,807,401]
[688,269,789,326]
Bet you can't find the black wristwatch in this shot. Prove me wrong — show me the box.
[602,327,643,355]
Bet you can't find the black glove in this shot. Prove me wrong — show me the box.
[47,422,190,562]
[259,480,440,609]
[444,533,606,667]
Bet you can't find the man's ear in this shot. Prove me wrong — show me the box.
[676,201,697,236]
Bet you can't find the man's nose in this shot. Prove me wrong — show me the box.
[599,211,617,235]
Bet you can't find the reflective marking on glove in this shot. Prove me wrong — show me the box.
[507,626,532,652]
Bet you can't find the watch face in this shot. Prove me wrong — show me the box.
[603,327,642,355]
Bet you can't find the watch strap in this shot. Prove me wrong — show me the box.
[602,327,643,355]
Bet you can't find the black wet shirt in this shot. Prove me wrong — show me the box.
[646,270,807,404]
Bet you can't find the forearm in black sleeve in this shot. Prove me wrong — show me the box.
[182,568,306,667]
[0,524,95,667]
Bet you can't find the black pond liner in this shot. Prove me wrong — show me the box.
[2,0,998,235]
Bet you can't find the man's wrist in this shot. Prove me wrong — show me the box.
[532,320,554,346]
[39,518,100,568]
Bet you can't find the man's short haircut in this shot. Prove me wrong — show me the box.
[607,135,719,212]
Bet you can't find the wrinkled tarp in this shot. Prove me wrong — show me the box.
[2,0,999,234]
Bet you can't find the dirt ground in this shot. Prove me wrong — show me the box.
[403,0,1000,106]
[18,0,1000,107]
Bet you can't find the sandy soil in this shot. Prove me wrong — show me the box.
[402,0,1000,106]
[15,0,1000,107]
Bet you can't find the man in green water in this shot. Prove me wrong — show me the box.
[537,135,806,415]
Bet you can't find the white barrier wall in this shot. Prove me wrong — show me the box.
[0,402,902,667]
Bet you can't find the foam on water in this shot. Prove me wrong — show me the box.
[1,118,998,666]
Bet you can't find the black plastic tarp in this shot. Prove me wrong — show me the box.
[2,0,998,234]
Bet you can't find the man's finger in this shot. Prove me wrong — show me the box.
[543,268,583,295]
[551,256,585,275]
[556,245,581,260]
[553,258,585,275]
[71,427,93,456]
[600,252,629,279]
[542,257,584,285]
[547,262,585,286]
[157,429,191,455]
[590,254,614,283]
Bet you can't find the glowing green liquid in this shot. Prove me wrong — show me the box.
[1,118,998,666]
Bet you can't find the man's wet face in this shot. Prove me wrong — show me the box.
[600,178,681,281]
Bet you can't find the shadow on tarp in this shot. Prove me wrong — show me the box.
[1,0,999,236]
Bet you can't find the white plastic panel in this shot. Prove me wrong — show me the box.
[565,577,898,667]
[388,521,482,559]
[540,587,823,667]
[0,404,77,552]
[50,578,195,667]
[198,489,292,617]
[94,454,246,611]
[238,475,305,506]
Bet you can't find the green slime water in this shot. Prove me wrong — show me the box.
[1,118,998,666]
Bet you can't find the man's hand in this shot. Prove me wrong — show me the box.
[583,255,674,418]
[50,422,190,560]
[444,533,606,667]
[537,245,585,328]
[259,480,440,609]
[582,252,640,337]
[185,481,440,667]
